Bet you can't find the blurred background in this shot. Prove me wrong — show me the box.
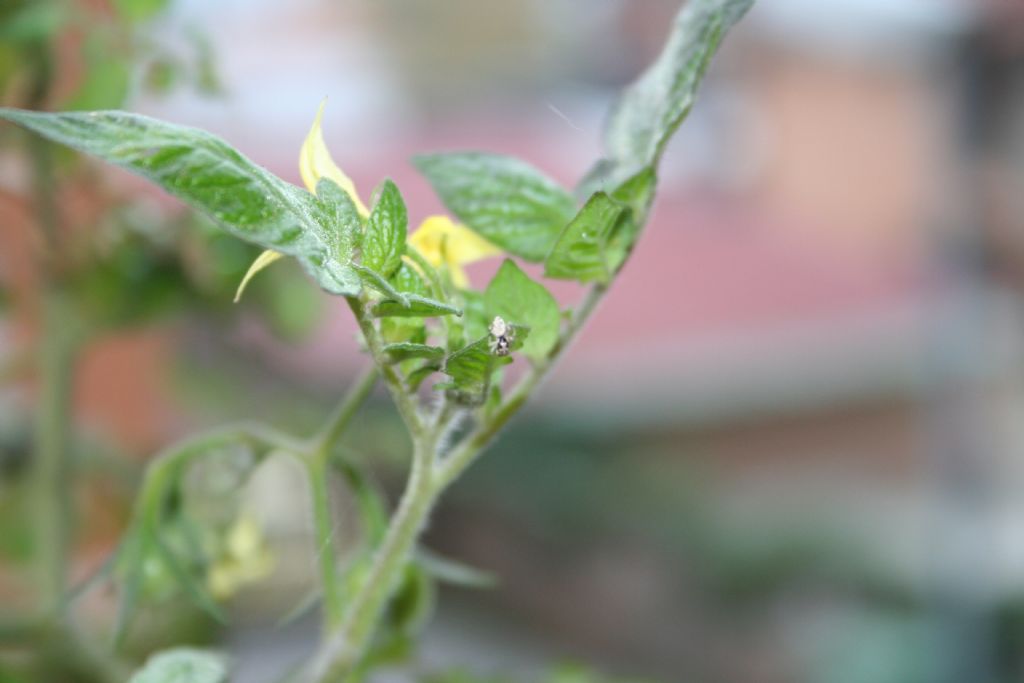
[4,0,1024,681]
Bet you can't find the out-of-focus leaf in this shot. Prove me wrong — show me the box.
[380,564,435,646]
[484,259,559,361]
[128,648,227,683]
[114,427,291,642]
[0,109,362,296]
[364,180,407,278]
[113,0,169,24]
[334,459,389,545]
[233,249,283,303]
[579,0,753,195]
[414,153,576,262]
[416,547,496,589]
[189,29,224,96]
[0,2,65,43]
[144,58,179,94]
[67,52,131,111]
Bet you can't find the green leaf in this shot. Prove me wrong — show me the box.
[129,648,227,683]
[0,2,65,43]
[0,108,361,296]
[484,259,560,360]
[334,459,389,545]
[113,0,169,23]
[604,167,658,271]
[413,152,576,262]
[544,193,625,284]
[416,547,497,589]
[438,337,496,406]
[391,260,430,298]
[372,294,461,318]
[388,563,436,635]
[363,180,407,277]
[438,327,526,406]
[151,533,226,623]
[579,0,753,195]
[354,264,409,307]
[67,49,130,111]
[405,363,440,392]
[383,343,445,363]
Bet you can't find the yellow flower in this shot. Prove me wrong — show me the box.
[234,101,499,300]
[206,512,275,600]
[408,215,500,289]
[298,100,370,217]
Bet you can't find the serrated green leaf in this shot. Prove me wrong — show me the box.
[129,648,227,683]
[307,178,362,294]
[364,180,407,277]
[544,193,625,284]
[438,337,495,406]
[383,343,445,363]
[439,328,526,406]
[372,294,461,318]
[579,0,753,195]
[484,259,560,360]
[413,152,576,262]
[0,108,361,296]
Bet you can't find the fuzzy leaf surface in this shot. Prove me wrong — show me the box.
[0,108,361,295]
[364,179,407,277]
[579,0,753,195]
[414,152,575,262]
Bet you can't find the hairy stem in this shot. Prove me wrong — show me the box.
[346,297,423,436]
[308,366,378,627]
[309,433,440,681]
[307,284,611,682]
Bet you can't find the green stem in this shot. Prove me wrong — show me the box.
[32,291,77,617]
[307,366,379,628]
[308,435,439,682]
[346,296,424,436]
[306,285,610,682]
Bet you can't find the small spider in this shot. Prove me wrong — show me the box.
[489,316,514,357]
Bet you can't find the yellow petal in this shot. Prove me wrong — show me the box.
[408,215,501,274]
[234,249,284,303]
[299,99,369,216]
